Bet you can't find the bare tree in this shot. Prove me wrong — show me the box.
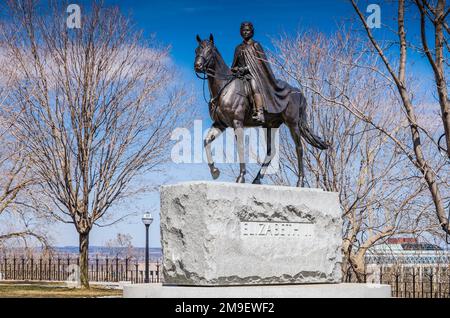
[414,0,450,157]
[1,0,190,288]
[350,0,450,235]
[0,44,49,250]
[0,127,49,249]
[271,30,446,280]
[105,233,135,259]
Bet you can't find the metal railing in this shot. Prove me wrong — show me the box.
[362,266,450,298]
[2,256,449,297]
[0,256,161,284]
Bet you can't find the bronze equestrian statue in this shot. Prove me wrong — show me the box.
[194,22,328,187]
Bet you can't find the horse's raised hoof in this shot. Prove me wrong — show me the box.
[236,175,245,183]
[210,167,220,180]
[252,178,261,185]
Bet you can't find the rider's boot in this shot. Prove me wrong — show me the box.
[252,93,265,123]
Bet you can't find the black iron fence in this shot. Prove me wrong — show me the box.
[363,266,450,298]
[0,256,161,284]
[2,256,450,297]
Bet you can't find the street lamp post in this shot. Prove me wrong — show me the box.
[142,213,153,283]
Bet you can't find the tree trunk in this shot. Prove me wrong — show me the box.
[352,262,366,283]
[343,256,366,283]
[79,232,90,289]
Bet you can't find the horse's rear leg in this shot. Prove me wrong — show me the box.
[253,127,276,185]
[233,120,246,183]
[204,125,224,180]
[288,125,305,187]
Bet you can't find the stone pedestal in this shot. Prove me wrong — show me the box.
[160,182,342,286]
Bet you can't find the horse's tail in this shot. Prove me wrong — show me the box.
[297,95,329,150]
[299,121,329,150]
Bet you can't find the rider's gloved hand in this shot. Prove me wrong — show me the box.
[231,66,250,75]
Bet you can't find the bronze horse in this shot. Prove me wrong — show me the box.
[194,34,328,187]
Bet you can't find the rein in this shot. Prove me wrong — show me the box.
[195,60,240,118]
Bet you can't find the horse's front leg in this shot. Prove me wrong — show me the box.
[233,120,246,183]
[204,125,224,180]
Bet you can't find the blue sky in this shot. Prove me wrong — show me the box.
[109,0,353,68]
[53,0,435,248]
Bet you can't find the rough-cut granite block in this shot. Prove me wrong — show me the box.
[160,182,342,286]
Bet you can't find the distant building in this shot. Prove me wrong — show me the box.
[366,238,450,266]
[365,237,450,284]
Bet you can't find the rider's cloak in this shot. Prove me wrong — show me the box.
[231,39,297,114]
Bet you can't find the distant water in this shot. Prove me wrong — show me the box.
[55,246,162,258]
[2,246,163,261]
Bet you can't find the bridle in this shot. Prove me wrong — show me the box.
[194,53,216,105]
[194,44,240,115]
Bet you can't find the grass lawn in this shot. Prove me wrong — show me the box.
[0,281,123,298]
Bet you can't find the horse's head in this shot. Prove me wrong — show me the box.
[194,33,216,74]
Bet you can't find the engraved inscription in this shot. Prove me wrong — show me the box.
[241,221,314,238]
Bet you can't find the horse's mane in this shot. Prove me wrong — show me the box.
[213,46,231,75]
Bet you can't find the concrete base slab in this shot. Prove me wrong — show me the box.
[123,283,391,298]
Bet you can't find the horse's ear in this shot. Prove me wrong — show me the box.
[196,34,202,44]
[209,33,214,44]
